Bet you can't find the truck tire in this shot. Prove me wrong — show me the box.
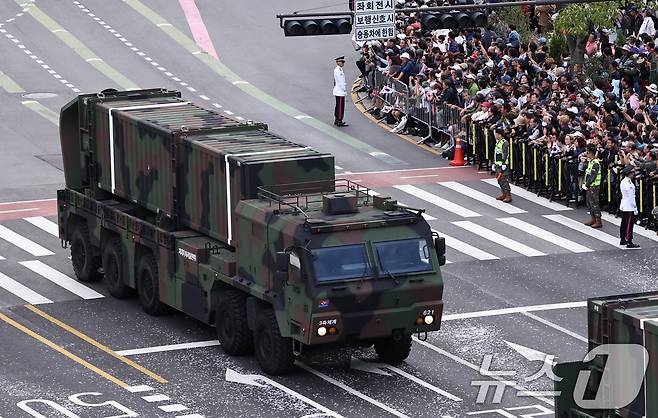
[215,290,253,356]
[70,222,101,282]
[254,308,295,375]
[102,237,129,299]
[137,253,167,316]
[374,334,412,364]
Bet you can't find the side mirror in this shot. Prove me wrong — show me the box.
[435,237,446,267]
[275,251,289,272]
[274,251,289,287]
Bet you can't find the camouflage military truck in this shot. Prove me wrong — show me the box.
[554,291,658,417]
[57,88,446,375]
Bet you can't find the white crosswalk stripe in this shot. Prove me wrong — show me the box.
[497,218,593,253]
[434,230,499,261]
[439,181,526,214]
[18,260,103,300]
[600,213,658,242]
[394,184,480,218]
[0,224,54,256]
[481,179,572,211]
[452,221,546,257]
[24,216,59,237]
[543,214,621,247]
[0,271,52,304]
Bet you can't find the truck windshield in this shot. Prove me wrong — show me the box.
[374,239,432,275]
[311,244,372,282]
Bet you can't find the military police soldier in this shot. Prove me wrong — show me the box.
[493,128,512,203]
[619,165,640,248]
[583,146,603,228]
[333,56,348,127]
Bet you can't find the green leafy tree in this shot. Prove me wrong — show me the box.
[492,6,532,44]
[553,1,620,64]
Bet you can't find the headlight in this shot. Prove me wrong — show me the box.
[317,326,327,336]
[424,315,434,325]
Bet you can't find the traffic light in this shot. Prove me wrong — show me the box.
[421,11,487,30]
[283,17,352,36]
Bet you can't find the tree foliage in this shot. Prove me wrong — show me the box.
[492,6,531,44]
[553,2,620,38]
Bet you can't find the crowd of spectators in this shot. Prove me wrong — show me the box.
[354,1,658,182]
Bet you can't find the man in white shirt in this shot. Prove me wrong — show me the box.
[619,165,640,248]
[333,56,348,127]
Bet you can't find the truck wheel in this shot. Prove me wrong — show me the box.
[374,334,412,364]
[102,237,129,298]
[254,308,294,375]
[215,290,253,355]
[137,253,167,315]
[70,222,101,282]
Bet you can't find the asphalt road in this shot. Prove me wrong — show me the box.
[0,1,657,417]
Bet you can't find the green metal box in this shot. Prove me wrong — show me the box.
[60,89,334,245]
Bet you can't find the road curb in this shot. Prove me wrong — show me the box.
[350,80,442,157]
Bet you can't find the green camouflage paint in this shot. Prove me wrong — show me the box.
[57,89,444,356]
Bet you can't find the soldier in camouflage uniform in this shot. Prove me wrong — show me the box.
[583,146,603,229]
[493,128,512,203]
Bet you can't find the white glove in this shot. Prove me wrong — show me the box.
[582,184,588,191]
[634,209,638,216]
[501,164,507,171]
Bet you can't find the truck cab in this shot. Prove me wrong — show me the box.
[233,180,445,373]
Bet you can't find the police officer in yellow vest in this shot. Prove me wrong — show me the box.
[493,128,512,203]
[582,146,603,228]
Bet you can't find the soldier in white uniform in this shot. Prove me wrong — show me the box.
[333,56,348,127]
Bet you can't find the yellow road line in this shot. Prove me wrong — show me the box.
[0,312,127,387]
[26,305,168,384]
[0,70,25,93]
[15,0,138,90]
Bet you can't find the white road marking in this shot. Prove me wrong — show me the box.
[19,261,103,299]
[24,216,59,237]
[116,340,220,356]
[0,208,38,214]
[399,174,439,179]
[523,311,588,342]
[175,415,205,418]
[439,181,526,214]
[482,179,572,211]
[212,103,223,109]
[413,338,554,406]
[442,301,586,321]
[224,110,234,115]
[351,357,462,401]
[452,221,545,257]
[226,368,343,417]
[125,385,154,393]
[232,80,249,85]
[601,213,658,242]
[295,362,409,418]
[497,217,593,253]
[142,394,170,403]
[434,230,498,261]
[0,272,52,304]
[199,95,209,100]
[159,404,188,413]
[394,185,480,218]
[504,341,555,365]
[0,225,54,256]
[294,115,312,119]
[543,214,621,247]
